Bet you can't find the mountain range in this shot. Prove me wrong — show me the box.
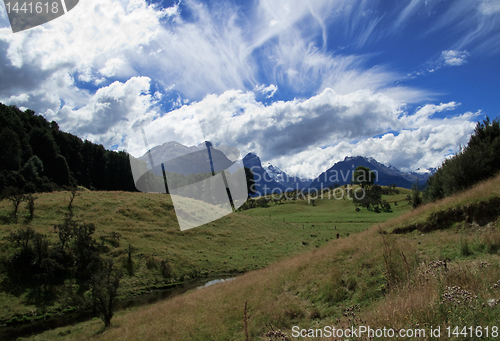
[137,141,434,196]
[306,156,432,191]
[244,154,433,196]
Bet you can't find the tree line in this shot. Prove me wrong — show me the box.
[350,117,500,210]
[0,103,136,194]
[424,117,500,201]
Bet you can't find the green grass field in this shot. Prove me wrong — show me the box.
[0,187,412,323]
[9,174,500,341]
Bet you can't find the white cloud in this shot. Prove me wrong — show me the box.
[52,76,158,148]
[273,116,476,178]
[478,0,500,15]
[441,50,469,66]
[401,102,459,127]
[254,84,278,98]
[392,0,424,32]
[124,87,477,178]
[409,50,470,79]
[428,0,500,54]
[0,0,489,178]
[0,0,168,116]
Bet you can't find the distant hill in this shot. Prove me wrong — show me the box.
[305,156,432,190]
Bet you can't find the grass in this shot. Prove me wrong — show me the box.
[0,187,411,323]
[15,174,500,341]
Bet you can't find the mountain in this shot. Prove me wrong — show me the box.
[138,141,235,177]
[242,153,287,196]
[137,141,433,196]
[263,163,312,189]
[306,156,432,190]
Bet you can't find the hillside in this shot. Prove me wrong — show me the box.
[13,173,500,340]
[0,186,411,333]
[0,103,135,193]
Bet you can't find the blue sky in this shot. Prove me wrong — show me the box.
[1,0,499,178]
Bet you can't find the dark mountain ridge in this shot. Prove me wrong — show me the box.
[306,156,431,190]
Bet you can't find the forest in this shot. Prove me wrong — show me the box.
[0,103,136,194]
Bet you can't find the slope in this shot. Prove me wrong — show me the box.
[0,186,411,326]
[25,172,500,341]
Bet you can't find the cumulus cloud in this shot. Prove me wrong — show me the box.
[0,0,170,112]
[271,114,477,178]
[52,76,158,147]
[441,50,469,66]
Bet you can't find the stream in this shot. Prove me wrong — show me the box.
[0,275,236,340]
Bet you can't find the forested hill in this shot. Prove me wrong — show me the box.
[0,103,136,193]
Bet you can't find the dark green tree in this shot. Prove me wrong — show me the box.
[352,166,376,189]
[410,183,422,209]
[0,128,22,171]
[53,154,71,186]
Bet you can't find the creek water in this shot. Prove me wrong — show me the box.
[0,274,237,340]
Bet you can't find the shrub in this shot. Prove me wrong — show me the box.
[24,193,37,222]
[146,254,158,270]
[160,259,172,278]
[460,237,473,257]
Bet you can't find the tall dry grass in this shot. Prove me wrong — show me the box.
[378,172,500,232]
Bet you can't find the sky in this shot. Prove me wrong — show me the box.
[1,0,499,179]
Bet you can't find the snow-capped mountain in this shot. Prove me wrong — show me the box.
[242,153,287,196]
[263,163,313,189]
[306,156,433,190]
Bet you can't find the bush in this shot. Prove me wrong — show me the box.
[381,200,392,212]
[460,237,473,257]
[160,259,172,278]
[146,254,158,269]
[410,184,422,209]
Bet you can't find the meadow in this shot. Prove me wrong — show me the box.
[0,186,411,325]
[9,173,500,341]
